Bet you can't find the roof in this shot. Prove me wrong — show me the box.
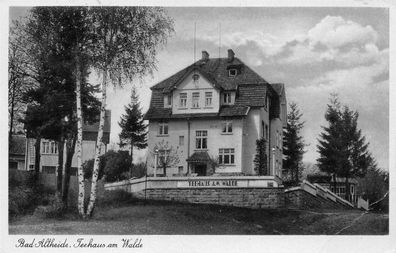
[151,57,268,92]
[9,135,26,155]
[235,83,267,107]
[186,151,211,163]
[144,106,250,120]
[145,53,283,120]
[83,110,111,133]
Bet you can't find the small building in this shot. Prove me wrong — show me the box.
[21,110,111,175]
[9,135,27,171]
[307,173,359,205]
[144,49,287,187]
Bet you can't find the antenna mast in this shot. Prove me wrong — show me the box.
[219,23,221,58]
[194,22,196,64]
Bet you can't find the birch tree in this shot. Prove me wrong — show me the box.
[85,7,173,216]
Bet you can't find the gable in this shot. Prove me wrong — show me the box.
[176,70,218,91]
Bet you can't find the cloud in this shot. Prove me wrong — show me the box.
[307,16,378,48]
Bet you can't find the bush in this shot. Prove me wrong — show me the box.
[131,162,146,178]
[33,193,65,218]
[83,150,132,182]
[9,186,35,218]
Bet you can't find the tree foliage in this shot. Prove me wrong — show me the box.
[317,94,373,201]
[357,165,388,211]
[153,140,180,176]
[254,138,268,175]
[83,150,132,183]
[282,102,306,186]
[118,87,147,166]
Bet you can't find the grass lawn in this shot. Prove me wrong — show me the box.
[9,199,388,235]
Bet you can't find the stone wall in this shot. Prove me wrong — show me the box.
[135,187,285,209]
[285,189,353,210]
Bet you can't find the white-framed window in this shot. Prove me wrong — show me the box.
[222,121,233,133]
[223,93,232,104]
[195,130,207,149]
[179,136,184,146]
[205,92,212,107]
[167,94,172,106]
[219,148,235,165]
[178,166,184,174]
[42,141,58,154]
[229,69,237,77]
[158,122,168,135]
[192,92,200,108]
[179,93,187,108]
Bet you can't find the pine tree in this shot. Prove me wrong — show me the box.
[317,94,372,201]
[254,138,267,175]
[118,87,148,177]
[282,102,306,186]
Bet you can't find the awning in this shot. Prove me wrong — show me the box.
[186,151,211,163]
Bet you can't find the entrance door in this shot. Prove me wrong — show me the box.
[195,164,207,176]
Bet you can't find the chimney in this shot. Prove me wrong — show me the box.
[202,51,209,61]
[227,49,235,62]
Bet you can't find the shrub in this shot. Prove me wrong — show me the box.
[83,150,132,182]
[9,186,35,218]
[131,162,146,178]
[33,193,65,218]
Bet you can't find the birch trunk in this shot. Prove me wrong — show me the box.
[75,58,85,217]
[56,138,64,194]
[86,69,107,216]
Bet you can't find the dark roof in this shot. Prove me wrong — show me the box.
[9,135,26,155]
[186,151,211,163]
[83,110,111,133]
[235,83,267,107]
[151,57,268,91]
[144,106,250,120]
[219,105,250,117]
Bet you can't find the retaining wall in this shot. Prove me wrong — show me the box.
[136,187,285,209]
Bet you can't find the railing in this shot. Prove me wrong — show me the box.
[285,180,355,208]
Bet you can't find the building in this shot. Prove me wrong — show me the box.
[22,110,111,175]
[9,135,27,171]
[307,173,359,205]
[144,49,286,183]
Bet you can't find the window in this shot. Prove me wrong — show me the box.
[179,93,187,108]
[159,122,168,135]
[205,92,212,107]
[222,121,232,133]
[196,130,207,149]
[179,136,184,146]
[219,148,235,165]
[167,94,172,106]
[268,182,274,188]
[42,141,58,154]
[192,92,200,108]
[178,166,184,174]
[192,73,200,81]
[223,93,232,104]
[229,69,237,77]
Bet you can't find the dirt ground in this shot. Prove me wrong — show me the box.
[9,200,388,235]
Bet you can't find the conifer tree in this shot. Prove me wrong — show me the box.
[118,87,147,177]
[317,94,372,201]
[282,102,306,186]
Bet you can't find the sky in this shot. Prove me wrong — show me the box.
[9,6,390,170]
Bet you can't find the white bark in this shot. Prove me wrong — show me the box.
[75,59,85,217]
[86,69,107,216]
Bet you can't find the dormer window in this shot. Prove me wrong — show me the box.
[228,69,237,77]
[164,94,172,108]
[223,92,232,104]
